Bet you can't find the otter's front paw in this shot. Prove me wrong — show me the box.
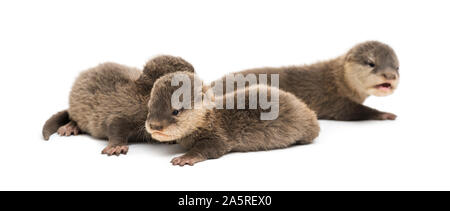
[376,112,397,120]
[171,154,206,166]
[101,145,129,156]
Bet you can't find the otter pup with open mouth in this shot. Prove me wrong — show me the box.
[233,41,400,121]
[146,72,320,166]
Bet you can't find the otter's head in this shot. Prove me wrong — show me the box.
[141,55,195,82]
[344,41,399,97]
[145,71,209,142]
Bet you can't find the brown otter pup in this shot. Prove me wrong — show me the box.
[42,55,195,156]
[146,72,320,166]
[229,41,400,121]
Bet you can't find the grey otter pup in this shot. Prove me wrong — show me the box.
[42,55,195,155]
[233,41,400,121]
[146,72,320,166]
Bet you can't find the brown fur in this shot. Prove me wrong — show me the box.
[228,41,400,121]
[146,72,320,166]
[42,110,69,140]
[42,55,195,155]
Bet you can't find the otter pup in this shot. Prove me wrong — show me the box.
[42,55,195,156]
[228,41,400,121]
[146,72,320,166]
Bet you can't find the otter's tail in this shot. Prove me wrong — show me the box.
[42,110,70,140]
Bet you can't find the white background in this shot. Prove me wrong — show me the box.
[1,0,449,190]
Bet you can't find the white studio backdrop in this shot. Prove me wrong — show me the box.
[0,0,449,190]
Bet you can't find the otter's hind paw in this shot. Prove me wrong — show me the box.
[57,121,81,136]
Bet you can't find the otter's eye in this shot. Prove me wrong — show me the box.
[365,61,376,68]
[172,110,180,116]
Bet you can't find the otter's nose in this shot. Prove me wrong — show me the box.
[382,72,397,80]
[149,122,164,131]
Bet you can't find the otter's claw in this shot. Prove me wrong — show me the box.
[171,154,206,166]
[57,121,81,136]
[101,145,129,156]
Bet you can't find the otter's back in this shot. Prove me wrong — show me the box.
[68,63,146,138]
[213,85,319,152]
